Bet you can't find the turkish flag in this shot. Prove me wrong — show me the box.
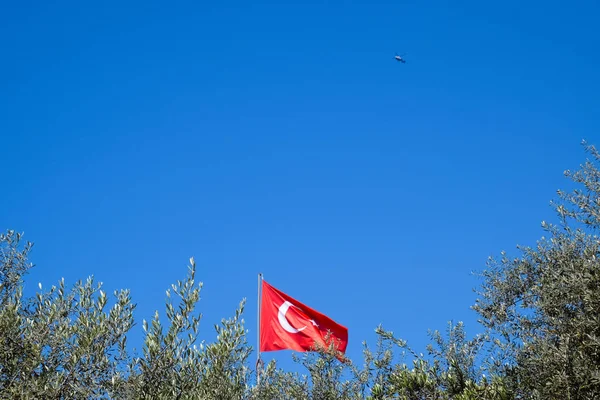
[259,279,348,354]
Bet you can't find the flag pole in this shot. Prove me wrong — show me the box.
[256,273,263,387]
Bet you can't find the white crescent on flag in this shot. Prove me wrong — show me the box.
[277,301,307,334]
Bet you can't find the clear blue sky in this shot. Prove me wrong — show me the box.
[2,0,599,372]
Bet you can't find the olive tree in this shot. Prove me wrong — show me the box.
[0,230,134,398]
[474,141,600,399]
[0,233,253,399]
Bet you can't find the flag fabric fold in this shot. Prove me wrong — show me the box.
[259,279,348,354]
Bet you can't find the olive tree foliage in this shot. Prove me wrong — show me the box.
[0,238,254,399]
[356,323,511,400]
[250,323,511,400]
[474,141,600,399]
[123,257,252,399]
[0,229,510,399]
[252,347,364,400]
[0,230,135,398]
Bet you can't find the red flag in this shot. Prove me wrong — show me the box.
[259,279,348,354]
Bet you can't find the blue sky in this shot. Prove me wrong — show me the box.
[2,0,599,373]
